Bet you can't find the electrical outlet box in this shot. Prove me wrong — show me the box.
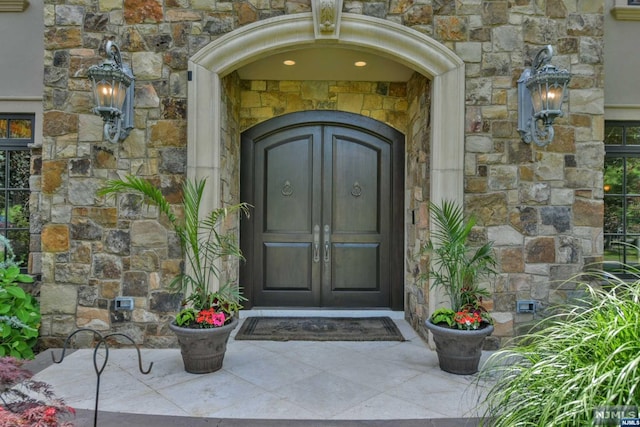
[115,297,134,311]
[516,300,537,314]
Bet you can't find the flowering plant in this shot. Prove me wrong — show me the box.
[99,176,249,330]
[430,305,492,330]
[420,201,496,329]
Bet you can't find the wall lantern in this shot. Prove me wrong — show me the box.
[87,41,135,143]
[517,45,571,147]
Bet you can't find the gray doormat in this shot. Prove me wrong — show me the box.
[234,316,405,342]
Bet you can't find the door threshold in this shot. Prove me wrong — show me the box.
[240,308,405,320]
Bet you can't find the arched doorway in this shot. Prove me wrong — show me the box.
[240,111,404,309]
[186,13,465,315]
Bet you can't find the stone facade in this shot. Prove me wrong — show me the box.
[38,0,604,347]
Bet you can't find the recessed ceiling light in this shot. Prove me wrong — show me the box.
[283,60,296,66]
[354,61,367,67]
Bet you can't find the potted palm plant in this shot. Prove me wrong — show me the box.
[98,176,249,374]
[421,200,497,375]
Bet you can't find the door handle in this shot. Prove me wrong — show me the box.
[323,224,330,263]
[313,224,320,263]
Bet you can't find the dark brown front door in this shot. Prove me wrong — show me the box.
[241,111,404,309]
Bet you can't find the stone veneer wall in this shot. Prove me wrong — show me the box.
[38,0,603,347]
[404,73,433,341]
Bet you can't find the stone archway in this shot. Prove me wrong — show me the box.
[186,12,465,315]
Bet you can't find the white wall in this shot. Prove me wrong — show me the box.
[0,0,44,145]
[0,0,44,98]
[604,0,640,119]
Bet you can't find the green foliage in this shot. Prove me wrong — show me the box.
[98,176,250,324]
[175,308,197,327]
[478,274,640,426]
[420,200,496,315]
[430,308,455,327]
[0,265,38,359]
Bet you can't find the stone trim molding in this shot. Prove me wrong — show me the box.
[187,12,465,315]
[0,0,28,12]
[604,104,640,120]
[311,0,344,39]
[611,0,640,20]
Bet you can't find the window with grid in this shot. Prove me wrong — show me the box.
[603,121,640,276]
[0,114,32,267]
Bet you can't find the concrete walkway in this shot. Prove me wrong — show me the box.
[30,313,491,426]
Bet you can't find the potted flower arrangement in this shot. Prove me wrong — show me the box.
[421,200,497,375]
[98,176,249,374]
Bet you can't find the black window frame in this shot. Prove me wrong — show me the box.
[0,113,33,269]
[603,120,640,279]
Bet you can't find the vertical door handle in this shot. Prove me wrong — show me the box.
[323,224,330,263]
[313,224,320,263]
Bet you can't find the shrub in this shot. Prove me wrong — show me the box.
[478,273,640,426]
[0,240,39,359]
[0,356,74,426]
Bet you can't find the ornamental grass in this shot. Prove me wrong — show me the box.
[478,272,640,426]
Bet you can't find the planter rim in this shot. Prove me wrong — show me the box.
[425,317,494,337]
[169,316,239,335]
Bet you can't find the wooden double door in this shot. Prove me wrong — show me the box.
[240,111,404,309]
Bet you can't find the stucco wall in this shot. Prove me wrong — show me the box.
[38,0,604,347]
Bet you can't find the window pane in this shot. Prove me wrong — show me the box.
[626,197,640,234]
[9,119,32,139]
[627,157,640,194]
[604,125,623,145]
[627,126,640,145]
[604,196,623,235]
[8,191,29,229]
[0,120,7,139]
[9,151,30,189]
[0,152,5,188]
[604,156,623,194]
[7,229,29,266]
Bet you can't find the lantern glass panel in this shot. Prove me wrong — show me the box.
[546,84,565,111]
[530,83,544,115]
[94,79,126,111]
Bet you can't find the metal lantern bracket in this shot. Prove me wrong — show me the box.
[517,45,571,147]
[87,41,135,143]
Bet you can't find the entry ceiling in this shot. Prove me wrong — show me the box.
[236,47,415,82]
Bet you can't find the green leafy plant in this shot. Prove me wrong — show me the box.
[0,260,39,359]
[98,176,249,328]
[478,273,640,426]
[420,200,496,328]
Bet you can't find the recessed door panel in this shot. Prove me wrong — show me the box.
[332,243,379,291]
[241,111,403,309]
[264,139,312,233]
[332,138,381,233]
[264,243,312,290]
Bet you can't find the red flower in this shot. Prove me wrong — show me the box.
[454,309,483,330]
[196,308,226,326]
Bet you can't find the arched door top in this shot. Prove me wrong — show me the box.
[187,12,464,208]
[242,110,404,141]
[191,13,463,79]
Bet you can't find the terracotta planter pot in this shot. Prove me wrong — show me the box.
[169,317,238,374]
[425,318,494,375]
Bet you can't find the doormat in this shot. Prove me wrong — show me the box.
[234,316,405,342]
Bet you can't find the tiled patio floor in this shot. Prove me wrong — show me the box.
[33,312,491,423]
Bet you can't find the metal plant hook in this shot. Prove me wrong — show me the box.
[52,329,153,427]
